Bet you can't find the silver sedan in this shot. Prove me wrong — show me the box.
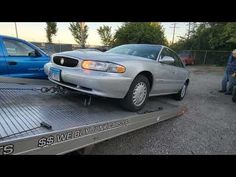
[44,44,190,111]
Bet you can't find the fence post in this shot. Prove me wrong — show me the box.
[203,50,208,64]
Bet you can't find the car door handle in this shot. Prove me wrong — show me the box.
[8,61,17,65]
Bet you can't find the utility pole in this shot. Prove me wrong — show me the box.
[187,22,191,39]
[187,22,198,39]
[14,22,18,38]
[170,23,180,44]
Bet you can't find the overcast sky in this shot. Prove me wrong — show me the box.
[0,22,189,45]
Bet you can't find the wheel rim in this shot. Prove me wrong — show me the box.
[181,84,186,98]
[132,82,147,107]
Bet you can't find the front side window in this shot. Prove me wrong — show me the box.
[159,47,184,68]
[3,39,35,57]
[171,51,185,68]
[159,48,173,60]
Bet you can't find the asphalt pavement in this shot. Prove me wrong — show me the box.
[88,66,236,154]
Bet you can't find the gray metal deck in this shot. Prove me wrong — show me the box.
[0,77,186,155]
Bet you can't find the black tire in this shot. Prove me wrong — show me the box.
[174,82,188,101]
[121,75,150,112]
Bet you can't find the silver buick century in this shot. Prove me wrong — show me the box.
[44,44,190,111]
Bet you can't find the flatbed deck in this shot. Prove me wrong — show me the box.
[0,77,186,155]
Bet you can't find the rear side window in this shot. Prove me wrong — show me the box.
[3,39,35,56]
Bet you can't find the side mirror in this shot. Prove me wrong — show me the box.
[159,56,175,64]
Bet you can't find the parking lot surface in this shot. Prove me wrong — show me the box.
[89,66,236,154]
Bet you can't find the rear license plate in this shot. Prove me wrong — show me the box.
[49,67,61,82]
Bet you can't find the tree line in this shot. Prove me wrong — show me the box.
[46,22,236,51]
[45,22,167,48]
[170,22,236,52]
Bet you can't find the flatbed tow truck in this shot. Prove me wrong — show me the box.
[0,77,187,155]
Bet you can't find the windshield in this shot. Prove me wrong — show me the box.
[106,44,162,60]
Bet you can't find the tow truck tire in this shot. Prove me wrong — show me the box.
[174,82,188,101]
[122,75,150,112]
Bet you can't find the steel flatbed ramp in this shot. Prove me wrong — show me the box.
[0,77,186,155]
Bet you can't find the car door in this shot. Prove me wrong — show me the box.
[171,51,189,91]
[2,37,49,79]
[0,40,8,76]
[163,48,187,92]
[151,47,178,94]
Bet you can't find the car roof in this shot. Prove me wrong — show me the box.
[121,44,164,48]
[77,48,100,50]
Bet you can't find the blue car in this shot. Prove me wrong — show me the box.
[0,35,50,79]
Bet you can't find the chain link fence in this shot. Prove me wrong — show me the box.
[30,42,231,66]
[31,42,110,55]
[31,42,73,55]
[178,50,231,66]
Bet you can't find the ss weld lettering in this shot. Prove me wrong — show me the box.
[0,144,14,155]
[37,120,129,148]
[38,136,55,148]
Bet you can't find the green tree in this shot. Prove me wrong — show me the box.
[208,22,236,50]
[170,22,236,52]
[113,22,167,46]
[69,22,88,48]
[97,25,113,46]
[45,22,58,43]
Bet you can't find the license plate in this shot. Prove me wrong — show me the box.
[49,67,61,82]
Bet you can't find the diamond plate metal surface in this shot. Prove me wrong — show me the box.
[0,82,177,142]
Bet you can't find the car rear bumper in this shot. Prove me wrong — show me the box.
[44,63,133,98]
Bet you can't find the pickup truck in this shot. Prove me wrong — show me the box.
[0,35,50,79]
